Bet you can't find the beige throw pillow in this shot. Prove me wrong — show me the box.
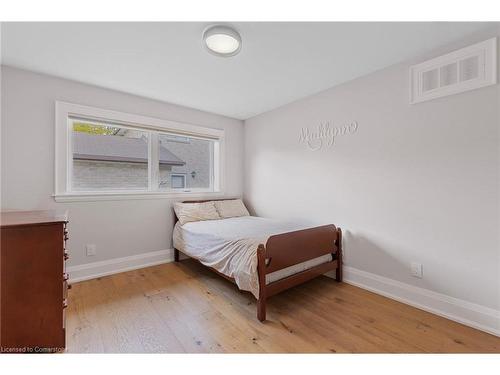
[214,199,250,219]
[174,201,220,226]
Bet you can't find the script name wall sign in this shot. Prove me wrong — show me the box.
[299,121,358,151]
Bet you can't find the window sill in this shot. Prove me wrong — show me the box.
[53,190,225,202]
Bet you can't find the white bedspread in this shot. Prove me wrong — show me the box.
[173,216,328,298]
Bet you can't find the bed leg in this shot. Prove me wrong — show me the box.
[174,248,180,262]
[257,244,267,322]
[257,297,266,322]
[336,228,343,282]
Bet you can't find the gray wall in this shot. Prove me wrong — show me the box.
[244,30,500,311]
[1,66,244,267]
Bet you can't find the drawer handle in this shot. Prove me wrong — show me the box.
[64,252,69,261]
[64,234,69,241]
[63,273,69,282]
[63,299,68,309]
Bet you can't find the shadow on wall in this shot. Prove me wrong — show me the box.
[244,201,256,217]
[342,230,410,283]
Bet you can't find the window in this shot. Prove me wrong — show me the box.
[170,174,186,189]
[71,120,149,191]
[55,102,224,201]
[158,133,213,191]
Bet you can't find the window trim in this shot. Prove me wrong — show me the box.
[54,101,225,202]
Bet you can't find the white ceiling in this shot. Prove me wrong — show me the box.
[1,22,495,119]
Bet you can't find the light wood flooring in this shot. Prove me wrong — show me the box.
[66,260,500,353]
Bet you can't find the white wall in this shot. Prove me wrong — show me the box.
[1,66,244,269]
[244,30,500,324]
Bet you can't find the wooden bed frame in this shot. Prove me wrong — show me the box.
[173,199,342,322]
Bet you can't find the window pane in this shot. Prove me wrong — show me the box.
[171,174,186,189]
[71,120,149,191]
[158,133,213,190]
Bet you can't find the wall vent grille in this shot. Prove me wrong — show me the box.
[410,37,497,104]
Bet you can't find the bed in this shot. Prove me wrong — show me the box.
[172,199,342,321]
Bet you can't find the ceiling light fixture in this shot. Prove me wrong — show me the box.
[203,25,241,57]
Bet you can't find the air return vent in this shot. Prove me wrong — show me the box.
[410,38,497,104]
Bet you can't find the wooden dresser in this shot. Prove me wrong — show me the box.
[0,211,69,353]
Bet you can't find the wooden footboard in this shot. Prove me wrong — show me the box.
[257,225,342,321]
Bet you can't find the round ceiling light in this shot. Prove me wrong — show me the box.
[203,25,241,57]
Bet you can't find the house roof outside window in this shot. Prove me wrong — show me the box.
[73,132,185,166]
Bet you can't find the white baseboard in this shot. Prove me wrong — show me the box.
[67,249,174,283]
[331,266,500,337]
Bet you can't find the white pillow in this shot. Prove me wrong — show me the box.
[214,199,250,219]
[174,201,220,226]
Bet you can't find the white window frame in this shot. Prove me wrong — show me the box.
[54,101,225,202]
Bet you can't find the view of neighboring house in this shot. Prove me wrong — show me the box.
[72,125,212,191]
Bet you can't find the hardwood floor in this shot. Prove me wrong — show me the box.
[66,260,500,353]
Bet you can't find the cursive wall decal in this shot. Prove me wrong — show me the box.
[299,121,358,151]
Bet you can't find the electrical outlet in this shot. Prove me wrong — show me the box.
[410,262,423,278]
[85,244,96,256]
